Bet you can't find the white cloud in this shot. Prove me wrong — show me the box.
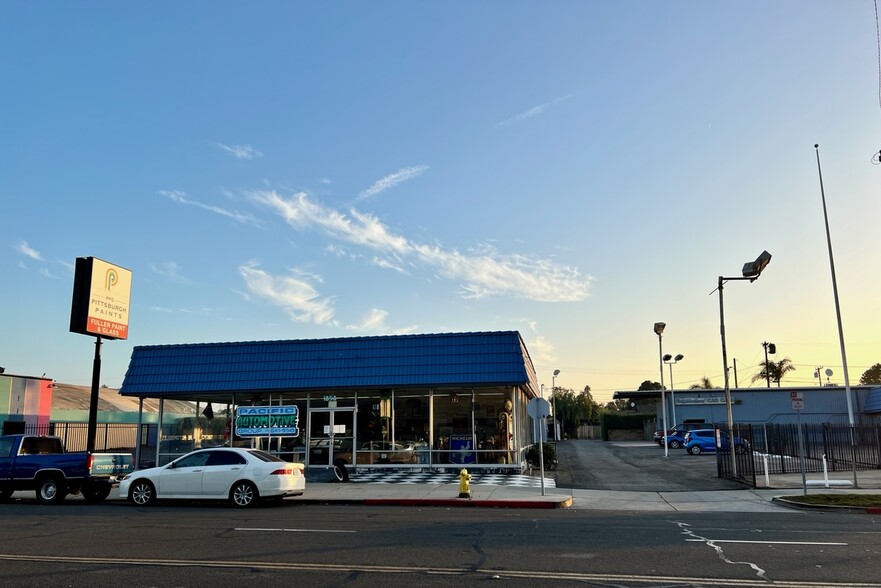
[495,94,575,128]
[526,335,557,367]
[39,268,57,279]
[214,143,263,160]
[151,261,190,284]
[345,308,418,335]
[159,190,260,226]
[15,241,43,261]
[358,165,428,200]
[239,262,336,325]
[250,191,591,302]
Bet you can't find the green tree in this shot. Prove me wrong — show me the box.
[637,380,662,391]
[689,377,716,389]
[551,385,602,437]
[860,364,881,385]
[751,358,796,387]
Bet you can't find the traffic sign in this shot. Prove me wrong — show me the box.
[527,397,550,419]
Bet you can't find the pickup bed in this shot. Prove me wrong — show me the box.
[0,434,134,504]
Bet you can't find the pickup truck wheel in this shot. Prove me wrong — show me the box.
[0,487,13,502]
[129,480,155,506]
[83,483,112,503]
[37,477,67,504]
[230,481,258,507]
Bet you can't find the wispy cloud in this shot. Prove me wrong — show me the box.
[345,308,418,335]
[249,191,592,302]
[159,190,260,226]
[39,268,58,279]
[214,143,263,160]
[358,165,428,201]
[238,262,336,325]
[151,261,191,284]
[495,94,575,128]
[15,241,43,261]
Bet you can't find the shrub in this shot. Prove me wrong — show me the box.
[526,442,556,468]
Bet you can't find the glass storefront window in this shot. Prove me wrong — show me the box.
[393,390,429,465]
[433,388,474,465]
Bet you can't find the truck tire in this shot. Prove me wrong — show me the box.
[37,477,67,505]
[0,487,13,502]
[82,482,112,503]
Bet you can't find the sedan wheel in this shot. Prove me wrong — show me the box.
[669,440,681,449]
[231,481,258,507]
[688,445,702,455]
[129,480,156,506]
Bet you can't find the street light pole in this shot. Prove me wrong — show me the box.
[717,249,772,479]
[654,322,668,458]
[552,369,560,441]
[664,354,684,427]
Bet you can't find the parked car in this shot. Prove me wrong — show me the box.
[683,429,750,455]
[357,441,416,464]
[0,434,133,504]
[654,422,706,447]
[119,447,305,507]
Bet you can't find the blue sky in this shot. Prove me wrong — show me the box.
[2,2,879,402]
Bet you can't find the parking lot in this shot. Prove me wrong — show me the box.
[554,439,746,492]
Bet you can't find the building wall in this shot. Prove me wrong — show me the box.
[0,374,52,430]
[660,386,876,426]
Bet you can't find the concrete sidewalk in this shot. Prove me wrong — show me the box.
[291,479,881,512]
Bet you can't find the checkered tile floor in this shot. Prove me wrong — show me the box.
[347,470,555,488]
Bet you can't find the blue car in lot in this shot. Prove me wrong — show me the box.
[683,429,750,455]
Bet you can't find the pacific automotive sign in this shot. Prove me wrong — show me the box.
[235,406,300,437]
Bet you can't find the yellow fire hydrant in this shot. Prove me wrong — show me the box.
[458,468,472,498]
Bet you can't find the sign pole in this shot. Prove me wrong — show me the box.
[86,336,103,453]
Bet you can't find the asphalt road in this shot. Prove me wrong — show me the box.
[554,439,746,491]
[1,499,880,587]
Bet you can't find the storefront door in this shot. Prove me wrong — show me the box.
[308,409,355,467]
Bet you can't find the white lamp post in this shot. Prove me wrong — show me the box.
[552,369,560,441]
[663,353,684,427]
[718,250,772,477]
[653,322,668,458]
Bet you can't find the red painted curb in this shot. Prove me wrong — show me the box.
[866,507,881,514]
[363,498,567,509]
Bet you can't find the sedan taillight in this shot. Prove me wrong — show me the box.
[270,468,304,476]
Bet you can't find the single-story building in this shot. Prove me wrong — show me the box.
[613,385,881,430]
[118,331,541,471]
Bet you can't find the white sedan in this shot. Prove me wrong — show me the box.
[119,447,305,507]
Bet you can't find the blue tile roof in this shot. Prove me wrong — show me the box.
[119,331,538,398]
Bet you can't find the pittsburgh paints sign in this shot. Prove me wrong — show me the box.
[69,257,133,340]
[235,406,300,437]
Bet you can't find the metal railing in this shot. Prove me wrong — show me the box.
[717,423,881,487]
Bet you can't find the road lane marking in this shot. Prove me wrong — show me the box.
[685,539,847,546]
[676,521,767,580]
[234,527,356,533]
[0,554,879,587]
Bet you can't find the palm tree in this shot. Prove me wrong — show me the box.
[751,358,796,387]
[689,377,716,389]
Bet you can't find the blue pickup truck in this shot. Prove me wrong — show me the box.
[0,435,134,504]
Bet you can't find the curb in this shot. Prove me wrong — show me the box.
[771,496,877,514]
[363,497,573,509]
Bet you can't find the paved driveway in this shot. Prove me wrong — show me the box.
[553,439,746,491]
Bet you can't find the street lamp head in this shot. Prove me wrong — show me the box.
[662,353,672,361]
[674,354,684,361]
[653,322,666,335]
[742,250,772,278]
[553,369,560,376]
